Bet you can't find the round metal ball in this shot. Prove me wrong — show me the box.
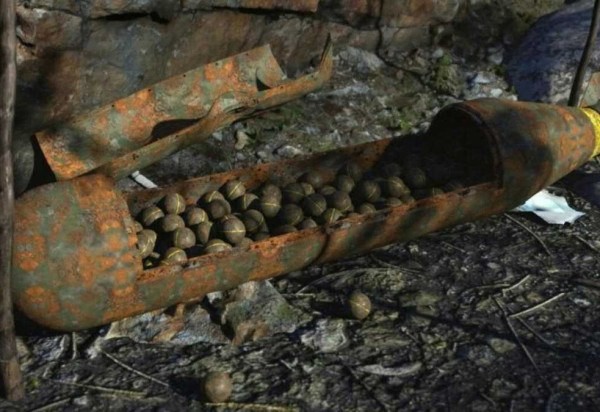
[334,174,355,193]
[162,193,186,215]
[219,216,246,245]
[302,193,327,217]
[234,193,259,212]
[298,218,318,230]
[282,182,306,204]
[194,221,214,244]
[160,214,185,233]
[258,183,282,202]
[202,372,232,403]
[134,221,144,233]
[340,161,363,182]
[403,167,428,189]
[140,206,165,227]
[381,176,410,198]
[299,171,325,189]
[258,194,281,218]
[242,209,266,234]
[203,239,233,254]
[375,197,404,210]
[136,229,157,259]
[206,199,232,220]
[326,191,352,213]
[357,203,377,214]
[161,247,187,265]
[319,208,342,225]
[352,180,381,204]
[348,291,371,320]
[171,227,196,249]
[200,190,225,207]
[185,207,209,226]
[277,204,304,226]
[221,180,246,201]
[300,182,315,196]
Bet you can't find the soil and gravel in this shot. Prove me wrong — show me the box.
[4,12,600,412]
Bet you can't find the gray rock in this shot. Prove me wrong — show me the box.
[99,303,229,346]
[300,319,349,353]
[276,144,304,158]
[489,378,518,399]
[399,290,442,307]
[30,335,70,363]
[508,0,600,105]
[458,344,497,366]
[487,337,517,354]
[338,46,386,74]
[219,281,310,345]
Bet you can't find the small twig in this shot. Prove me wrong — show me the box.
[101,350,170,388]
[441,241,466,254]
[572,277,600,289]
[369,254,423,274]
[205,402,299,411]
[281,293,317,298]
[50,379,147,398]
[461,283,511,295]
[338,357,391,412]
[493,298,550,391]
[505,239,534,251]
[29,398,72,412]
[502,275,532,293]
[71,333,77,360]
[515,317,554,348]
[478,391,497,407]
[504,214,552,257]
[509,293,566,319]
[572,234,600,254]
[296,267,392,294]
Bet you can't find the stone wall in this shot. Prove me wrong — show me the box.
[14,0,565,136]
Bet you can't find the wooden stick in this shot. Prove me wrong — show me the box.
[101,350,171,389]
[504,214,552,257]
[508,293,566,319]
[0,0,24,400]
[493,298,550,391]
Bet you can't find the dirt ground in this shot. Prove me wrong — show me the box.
[5,36,600,411]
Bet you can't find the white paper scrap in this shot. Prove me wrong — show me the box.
[512,190,585,225]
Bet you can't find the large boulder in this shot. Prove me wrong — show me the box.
[507,0,599,104]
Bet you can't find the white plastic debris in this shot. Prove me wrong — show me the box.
[129,171,157,189]
[512,189,585,225]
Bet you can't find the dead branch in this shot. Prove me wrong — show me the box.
[0,0,24,400]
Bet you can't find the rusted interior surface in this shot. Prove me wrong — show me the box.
[12,99,599,331]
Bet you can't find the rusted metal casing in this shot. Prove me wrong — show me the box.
[33,39,332,182]
[12,99,600,331]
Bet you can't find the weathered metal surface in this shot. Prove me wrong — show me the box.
[35,38,333,181]
[12,99,600,331]
[12,174,141,331]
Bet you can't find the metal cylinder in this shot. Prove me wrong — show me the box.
[12,99,600,331]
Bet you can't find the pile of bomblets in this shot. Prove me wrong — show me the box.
[134,159,464,267]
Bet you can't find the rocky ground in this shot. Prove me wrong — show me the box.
[5,4,600,411]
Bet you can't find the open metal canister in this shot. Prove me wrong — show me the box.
[12,99,600,331]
